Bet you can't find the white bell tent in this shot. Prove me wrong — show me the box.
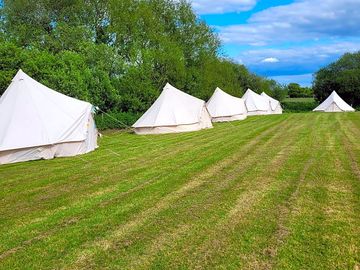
[313,91,355,112]
[0,70,98,165]
[242,89,270,115]
[206,87,247,122]
[261,92,283,114]
[133,83,213,134]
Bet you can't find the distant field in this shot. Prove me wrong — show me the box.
[283,97,316,103]
[0,113,359,269]
[282,98,318,113]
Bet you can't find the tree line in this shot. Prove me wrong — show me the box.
[287,83,313,98]
[313,51,360,107]
[0,0,286,115]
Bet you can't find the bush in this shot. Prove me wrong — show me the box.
[94,111,141,130]
[282,100,318,113]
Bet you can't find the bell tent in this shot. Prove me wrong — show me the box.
[242,89,270,115]
[206,87,247,122]
[0,70,98,165]
[313,91,355,112]
[261,92,283,114]
[133,83,213,134]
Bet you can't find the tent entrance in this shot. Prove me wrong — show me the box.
[325,102,343,112]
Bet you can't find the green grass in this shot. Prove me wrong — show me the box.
[0,113,359,270]
[283,97,315,103]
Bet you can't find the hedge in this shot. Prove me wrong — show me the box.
[282,101,319,113]
[94,112,141,130]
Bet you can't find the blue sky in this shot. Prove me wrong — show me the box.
[192,0,360,86]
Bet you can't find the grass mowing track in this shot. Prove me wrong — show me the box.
[0,113,359,269]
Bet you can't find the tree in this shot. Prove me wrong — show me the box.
[313,51,360,106]
[263,80,287,101]
[0,0,287,115]
[287,83,313,98]
[288,83,302,98]
[0,41,25,95]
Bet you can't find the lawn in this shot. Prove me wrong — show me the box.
[283,97,316,103]
[0,113,359,270]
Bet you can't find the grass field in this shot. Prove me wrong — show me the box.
[283,97,316,103]
[0,113,359,270]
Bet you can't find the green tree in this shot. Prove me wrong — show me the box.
[0,41,25,95]
[287,83,313,98]
[313,51,360,106]
[0,0,288,117]
[263,79,287,101]
[288,83,302,98]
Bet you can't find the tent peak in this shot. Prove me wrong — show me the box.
[214,87,226,94]
[163,83,182,94]
[212,87,242,100]
[162,83,205,104]
[206,87,247,120]
[244,88,258,96]
[242,88,270,114]
[12,69,27,81]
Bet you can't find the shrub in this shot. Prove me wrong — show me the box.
[94,111,141,130]
[282,100,318,113]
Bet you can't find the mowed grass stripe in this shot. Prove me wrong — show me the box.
[0,115,286,238]
[135,114,317,270]
[94,115,311,270]
[0,115,289,267]
[0,116,282,199]
[0,115,277,184]
[0,116,290,268]
[271,113,360,270]
[0,116,285,225]
[65,114,300,269]
[0,113,359,270]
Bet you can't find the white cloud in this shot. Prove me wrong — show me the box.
[261,57,279,63]
[218,0,360,45]
[238,42,360,65]
[237,41,360,76]
[190,0,257,15]
[194,0,360,83]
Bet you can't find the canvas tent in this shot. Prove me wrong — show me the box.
[0,69,98,165]
[261,92,283,114]
[206,87,247,122]
[133,83,213,134]
[313,91,355,112]
[242,89,270,115]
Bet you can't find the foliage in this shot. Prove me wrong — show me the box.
[282,98,318,113]
[0,0,287,122]
[313,51,360,107]
[0,41,122,111]
[287,83,313,98]
[94,111,141,130]
[261,79,288,101]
